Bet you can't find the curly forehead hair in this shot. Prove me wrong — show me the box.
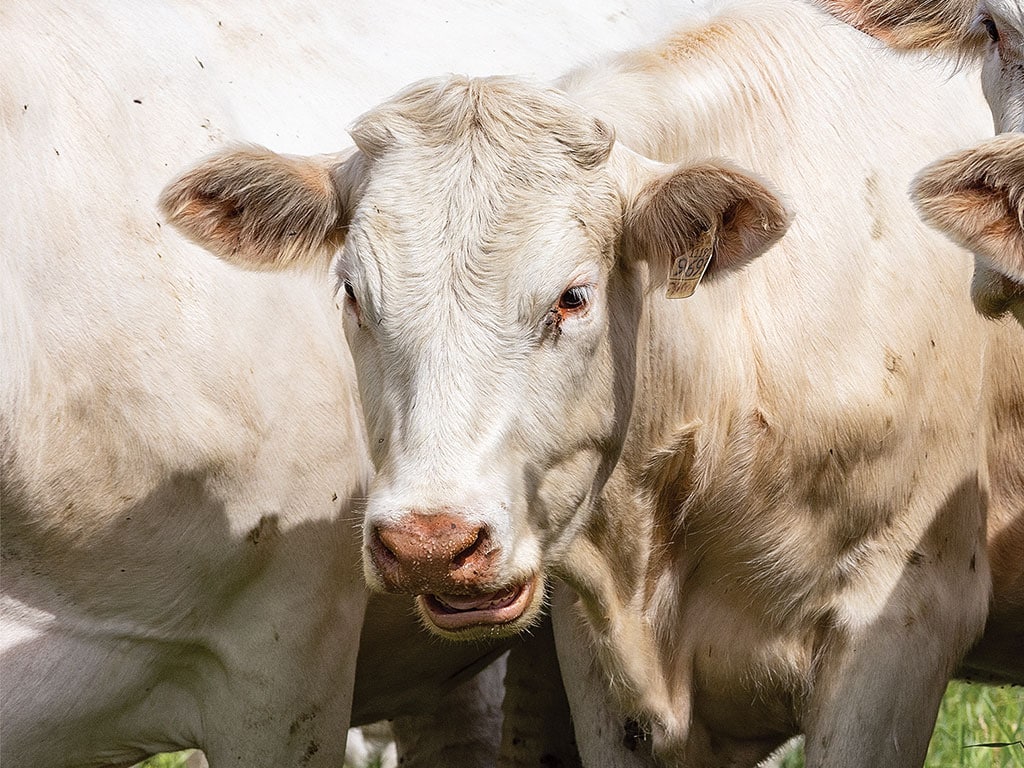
[349,75,615,171]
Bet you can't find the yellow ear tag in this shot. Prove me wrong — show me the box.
[666,223,717,299]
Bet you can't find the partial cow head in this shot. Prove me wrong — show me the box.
[912,132,1024,320]
[161,76,789,639]
[819,0,1024,132]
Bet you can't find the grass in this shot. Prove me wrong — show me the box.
[137,682,1021,768]
[135,754,197,768]
[925,682,1023,768]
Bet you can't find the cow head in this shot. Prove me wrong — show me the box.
[912,132,1024,321]
[161,76,789,639]
[819,0,1024,132]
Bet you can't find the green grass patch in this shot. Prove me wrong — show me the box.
[927,682,1023,767]
[135,752,195,768]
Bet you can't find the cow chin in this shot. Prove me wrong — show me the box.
[413,573,545,641]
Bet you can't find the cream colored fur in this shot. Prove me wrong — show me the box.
[818,0,983,53]
[162,1,1022,767]
[159,146,357,271]
[4,1,701,766]
[822,0,1024,316]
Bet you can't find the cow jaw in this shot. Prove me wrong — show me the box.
[417,575,542,638]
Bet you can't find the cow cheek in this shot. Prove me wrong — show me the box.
[532,448,610,549]
[345,345,394,467]
[522,352,620,552]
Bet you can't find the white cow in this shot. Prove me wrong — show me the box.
[1,15,368,764]
[820,3,1024,634]
[162,1,1021,767]
[912,134,1024,688]
[818,0,1023,132]
[0,2,695,766]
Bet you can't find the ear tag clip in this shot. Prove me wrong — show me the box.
[666,223,717,299]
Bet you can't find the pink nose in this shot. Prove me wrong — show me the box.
[369,513,497,594]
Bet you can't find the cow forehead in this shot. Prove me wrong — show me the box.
[341,76,622,301]
[349,75,615,169]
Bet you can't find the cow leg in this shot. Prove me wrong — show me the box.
[198,582,367,768]
[391,612,581,768]
[801,626,951,767]
[499,613,581,768]
[391,656,506,767]
[801,517,989,767]
[551,583,658,768]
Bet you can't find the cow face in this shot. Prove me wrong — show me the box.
[979,1,1024,133]
[161,75,788,639]
[820,0,1024,132]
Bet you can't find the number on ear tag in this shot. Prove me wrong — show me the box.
[666,224,716,299]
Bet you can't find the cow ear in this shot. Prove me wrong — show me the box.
[912,134,1024,284]
[159,144,362,272]
[818,0,981,54]
[622,159,790,298]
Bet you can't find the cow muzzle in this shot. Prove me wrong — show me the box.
[367,512,538,633]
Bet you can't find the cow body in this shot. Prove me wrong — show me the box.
[821,1,1024,645]
[1,5,369,766]
[162,1,1021,766]
[0,2,692,766]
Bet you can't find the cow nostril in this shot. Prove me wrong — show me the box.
[370,526,399,567]
[451,527,488,569]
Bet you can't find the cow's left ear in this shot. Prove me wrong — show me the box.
[912,134,1024,284]
[621,158,791,298]
[159,144,363,272]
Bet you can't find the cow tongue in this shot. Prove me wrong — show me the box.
[432,586,519,612]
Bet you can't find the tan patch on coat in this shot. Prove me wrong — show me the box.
[657,23,734,64]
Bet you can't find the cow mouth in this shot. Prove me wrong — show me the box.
[419,577,537,631]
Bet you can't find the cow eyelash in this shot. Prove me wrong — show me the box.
[338,278,364,328]
[544,284,594,336]
[558,285,592,313]
[981,16,1000,43]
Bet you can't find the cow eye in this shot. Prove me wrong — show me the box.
[558,285,591,313]
[343,280,357,302]
[981,16,1000,43]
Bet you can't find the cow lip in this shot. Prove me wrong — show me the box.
[420,577,537,631]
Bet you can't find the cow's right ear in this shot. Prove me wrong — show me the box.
[817,0,982,55]
[912,134,1024,284]
[159,145,363,272]
[614,149,791,298]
